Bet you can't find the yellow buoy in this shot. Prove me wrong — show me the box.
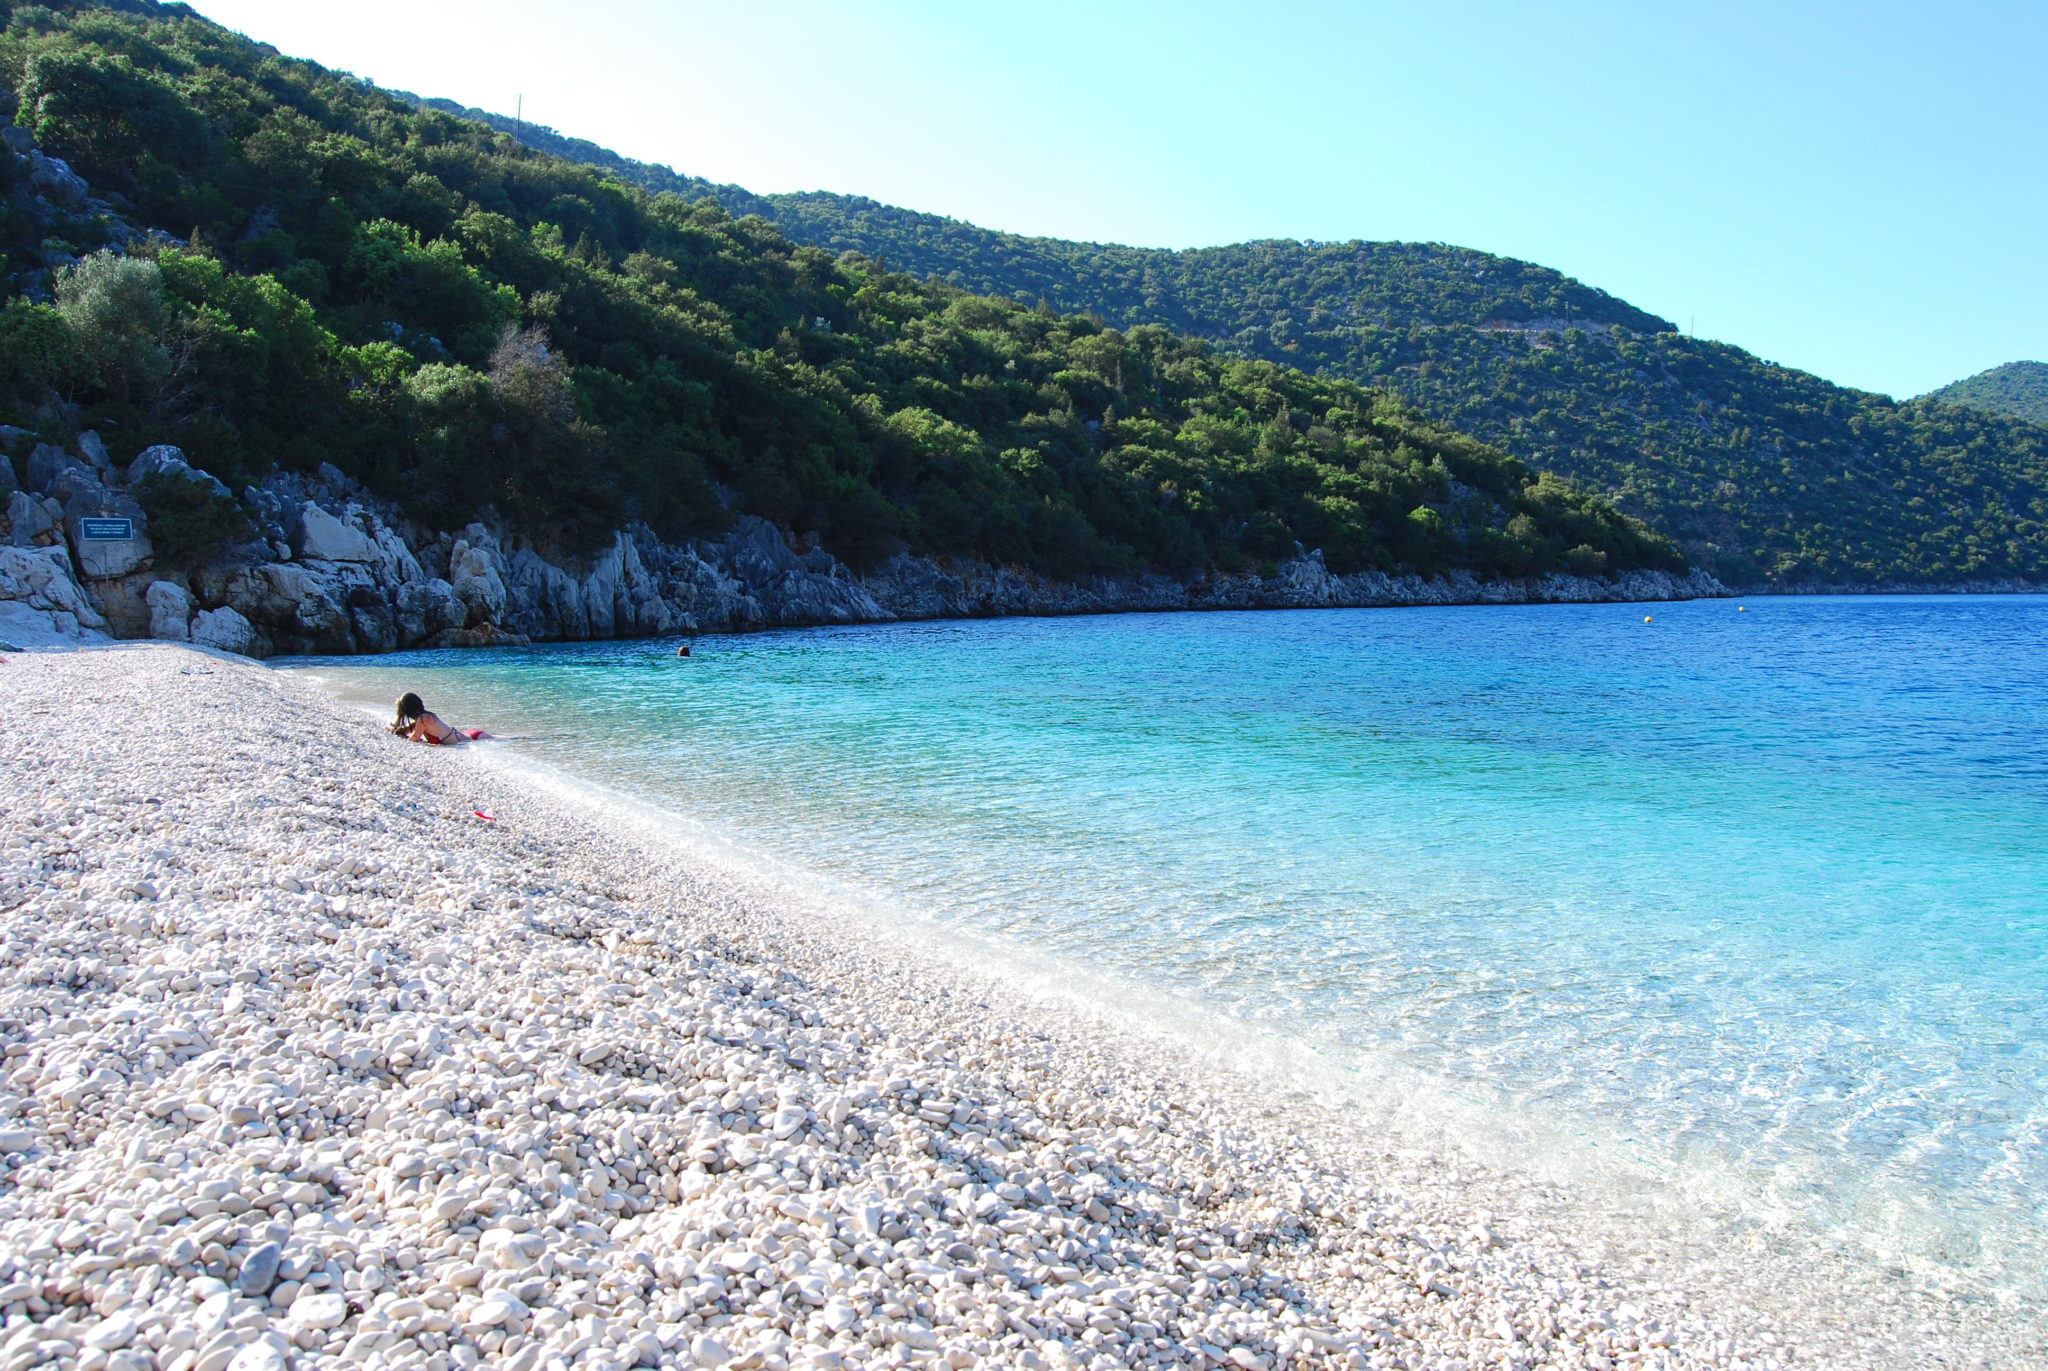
[1643,615,1653,623]
[1738,606,1745,611]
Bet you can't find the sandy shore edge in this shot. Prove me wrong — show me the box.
[0,644,2032,1371]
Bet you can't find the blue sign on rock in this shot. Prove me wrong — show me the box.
[79,517,135,541]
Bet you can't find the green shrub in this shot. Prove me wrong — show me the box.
[135,472,251,569]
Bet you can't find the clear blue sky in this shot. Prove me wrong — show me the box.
[187,0,2045,400]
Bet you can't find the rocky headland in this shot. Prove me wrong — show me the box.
[0,432,1728,656]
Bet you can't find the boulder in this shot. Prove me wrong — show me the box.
[24,443,81,495]
[0,543,109,644]
[76,430,113,476]
[296,502,378,564]
[145,580,194,641]
[0,449,16,497]
[190,605,255,656]
[0,597,91,646]
[54,469,152,580]
[239,481,298,550]
[345,582,398,653]
[366,519,426,587]
[89,572,156,639]
[128,445,234,500]
[447,533,509,626]
[27,151,87,210]
[223,562,353,654]
[394,578,464,646]
[8,491,60,547]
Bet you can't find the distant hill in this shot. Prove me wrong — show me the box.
[1920,362,2048,427]
[430,104,2048,587]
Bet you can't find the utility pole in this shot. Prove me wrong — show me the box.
[515,94,523,145]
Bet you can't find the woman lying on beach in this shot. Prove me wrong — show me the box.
[389,692,492,745]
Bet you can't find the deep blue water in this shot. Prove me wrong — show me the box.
[291,595,2048,1293]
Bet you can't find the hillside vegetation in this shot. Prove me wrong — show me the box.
[1920,362,2048,428]
[0,0,1680,584]
[453,109,2048,587]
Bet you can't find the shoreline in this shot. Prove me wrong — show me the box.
[0,644,2038,1370]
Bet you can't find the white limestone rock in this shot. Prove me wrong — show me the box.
[222,562,352,653]
[26,150,87,209]
[7,489,60,547]
[145,579,194,640]
[448,531,509,626]
[128,444,235,501]
[190,604,255,655]
[395,577,464,645]
[287,1291,350,1331]
[296,501,379,563]
[53,466,153,579]
[0,542,109,642]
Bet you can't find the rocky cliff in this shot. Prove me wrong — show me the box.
[0,434,1729,655]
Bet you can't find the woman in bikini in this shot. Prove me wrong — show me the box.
[390,692,491,744]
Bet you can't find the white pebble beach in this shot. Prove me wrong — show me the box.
[0,644,2036,1371]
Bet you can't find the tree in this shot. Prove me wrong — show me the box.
[54,250,175,409]
[485,324,620,546]
[19,49,208,192]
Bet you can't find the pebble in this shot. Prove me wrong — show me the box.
[81,1314,138,1350]
[236,1242,282,1295]
[286,1292,350,1331]
[224,1343,290,1371]
[0,646,2022,1371]
[469,1292,526,1326]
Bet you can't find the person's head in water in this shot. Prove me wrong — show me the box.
[393,692,426,732]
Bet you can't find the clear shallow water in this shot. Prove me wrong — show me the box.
[291,596,2048,1294]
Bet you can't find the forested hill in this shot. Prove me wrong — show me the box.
[445,102,2048,588]
[398,100,1672,338]
[0,0,1682,587]
[728,195,1680,338]
[400,93,778,221]
[1920,362,2048,427]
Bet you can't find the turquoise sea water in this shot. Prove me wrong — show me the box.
[291,595,2048,1295]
